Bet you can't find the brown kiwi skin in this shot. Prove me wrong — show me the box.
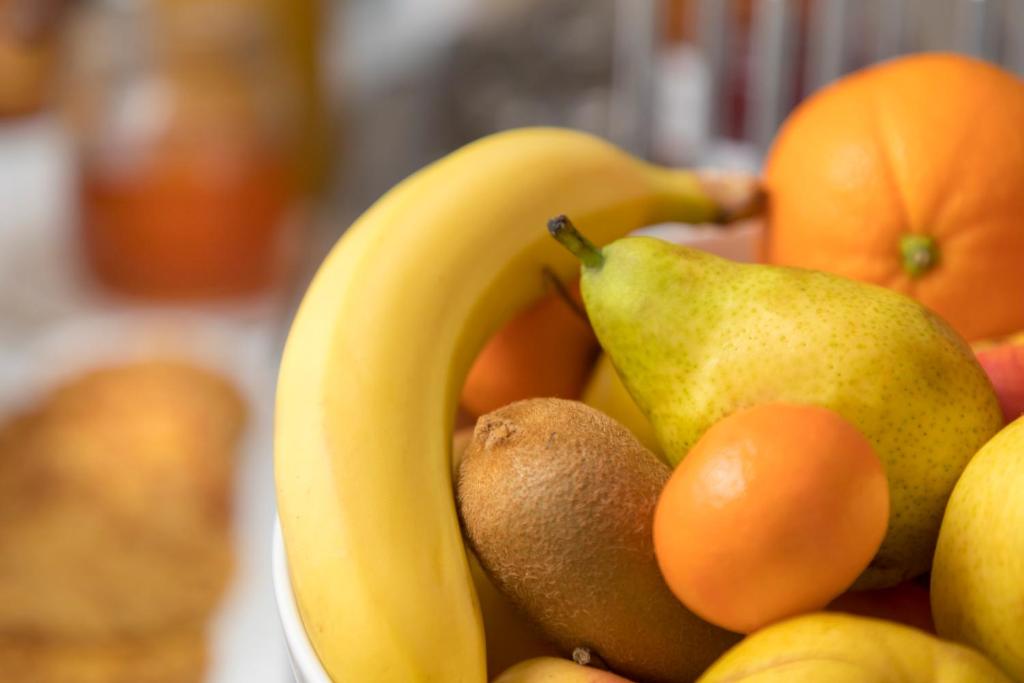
[457,398,739,683]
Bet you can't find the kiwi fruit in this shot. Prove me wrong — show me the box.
[453,426,560,675]
[457,398,738,682]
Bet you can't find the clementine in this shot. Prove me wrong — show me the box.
[461,280,599,416]
[653,403,889,634]
[764,52,1024,341]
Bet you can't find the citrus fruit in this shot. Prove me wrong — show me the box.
[461,281,598,416]
[653,403,889,633]
[764,52,1024,341]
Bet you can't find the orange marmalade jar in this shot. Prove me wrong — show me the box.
[63,1,300,299]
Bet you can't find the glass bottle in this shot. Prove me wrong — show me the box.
[62,0,300,299]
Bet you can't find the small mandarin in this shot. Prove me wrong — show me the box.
[653,403,889,634]
[461,281,598,416]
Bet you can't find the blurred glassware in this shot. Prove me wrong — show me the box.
[651,0,1024,169]
[257,0,330,194]
[0,0,69,117]
[61,0,302,300]
[435,0,749,167]
[163,0,331,194]
[438,0,616,149]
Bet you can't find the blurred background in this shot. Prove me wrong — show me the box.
[0,0,1021,681]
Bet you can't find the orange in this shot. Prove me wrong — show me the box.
[764,53,1024,341]
[461,281,598,416]
[653,403,889,634]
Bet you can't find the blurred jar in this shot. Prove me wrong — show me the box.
[0,0,68,117]
[259,0,329,193]
[163,0,330,193]
[62,1,300,300]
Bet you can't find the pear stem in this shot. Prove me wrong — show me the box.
[548,215,605,269]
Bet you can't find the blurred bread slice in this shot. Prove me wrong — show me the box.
[0,628,206,683]
[0,361,245,638]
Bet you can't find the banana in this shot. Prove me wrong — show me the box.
[493,657,635,683]
[275,127,760,681]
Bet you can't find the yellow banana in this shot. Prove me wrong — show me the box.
[493,657,635,683]
[275,127,759,681]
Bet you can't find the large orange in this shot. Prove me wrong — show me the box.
[764,53,1024,341]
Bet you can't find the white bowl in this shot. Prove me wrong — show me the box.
[273,522,331,683]
[272,220,761,682]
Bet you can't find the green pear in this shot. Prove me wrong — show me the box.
[549,217,1002,588]
[697,613,1010,682]
[932,416,1024,681]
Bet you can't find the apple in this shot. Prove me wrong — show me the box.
[975,343,1024,423]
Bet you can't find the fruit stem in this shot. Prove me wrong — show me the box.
[542,267,589,324]
[572,647,609,670]
[548,215,605,269]
[900,234,939,278]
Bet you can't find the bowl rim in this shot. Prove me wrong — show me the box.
[273,519,333,683]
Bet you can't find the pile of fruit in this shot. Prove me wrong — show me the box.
[276,53,1024,682]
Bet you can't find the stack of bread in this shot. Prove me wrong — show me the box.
[0,361,245,683]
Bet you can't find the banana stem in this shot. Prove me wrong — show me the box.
[548,215,605,269]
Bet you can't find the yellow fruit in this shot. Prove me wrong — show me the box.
[932,416,1024,680]
[493,657,635,683]
[275,127,759,681]
[581,353,660,456]
[698,613,1010,682]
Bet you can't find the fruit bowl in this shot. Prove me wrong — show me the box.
[274,60,1024,678]
[273,219,761,682]
[274,522,330,683]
